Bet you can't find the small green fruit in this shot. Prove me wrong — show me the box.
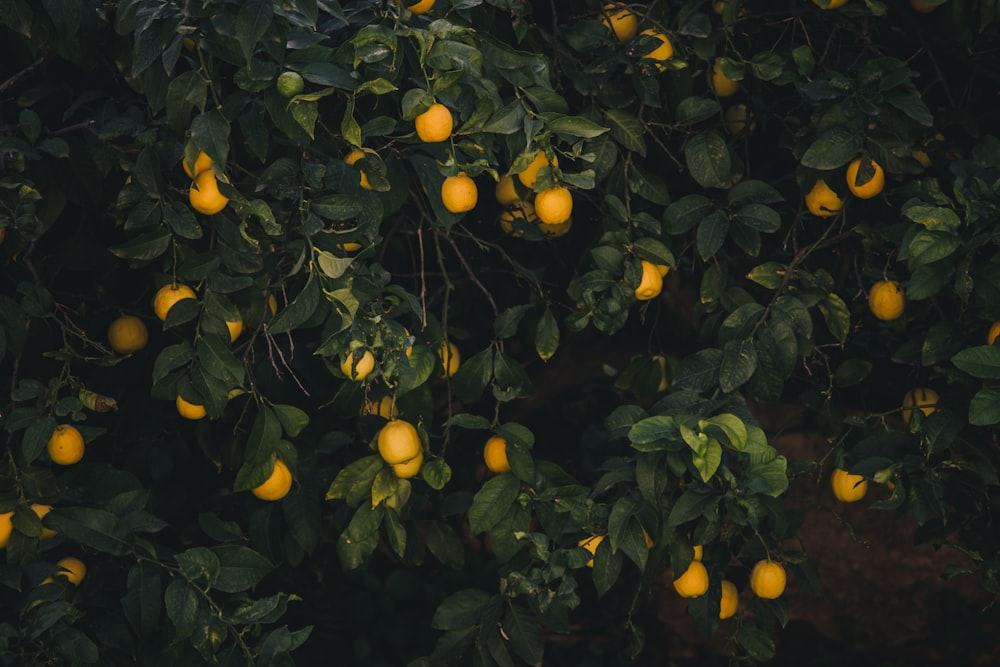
[276,71,305,98]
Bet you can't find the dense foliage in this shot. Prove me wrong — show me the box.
[2,0,1000,664]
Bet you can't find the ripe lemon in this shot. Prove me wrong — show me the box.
[439,340,461,378]
[252,459,293,501]
[709,58,739,97]
[335,242,363,253]
[341,349,376,381]
[534,187,573,225]
[578,534,604,568]
[182,151,213,179]
[692,544,704,561]
[831,468,868,502]
[30,504,58,540]
[749,560,786,599]
[401,0,435,13]
[500,201,539,237]
[633,260,664,301]
[868,279,905,321]
[639,29,674,69]
[719,580,739,619]
[673,560,709,598]
[51,556,87,586]
[495,174,519,205]
[0,511,13,548]
[910,0,938,11]
[48,425,84,465]
[377,420,422,465]
[276,71,304,97]
[518,151,558,188]
[484,436,511,473]
[441,173,478,213]
[176,395,207,420]
[108,315,149,354]
[226,318,243,342]
[392,451,423,479]
[989,321,1000,345]
[154,283,197,321]
[813,0,847,7]
[724,104,754,137]
[902,387,939,427]
[189,170,229,215]
[362,396,399,420]
[344,148,377,190]
[538,217,573,238]
[601,3,638,43]
[414,102,452,143]
[912,148,932,168]
[805,179,843,218]
[845,157,885,199]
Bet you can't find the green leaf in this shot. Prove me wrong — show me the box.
[547,115,608,139]
[696,211,729,260]
[691,438,722,483]
[45,507,130,556]
[719,339,757,393]
[685,131,731,188]
[236,0,273,64]
[633,237,676,267]
[903,204,961,232]
[737,624,776,662]
[746,262,786,289]
[952,346,1000,379]
[325,455,383,506]
[701,414,747,451]
[818,293,850,343]
[272,403,309,437]
[432,589,492,630]
[833,359,872,388]
[109,227,171,260]
[190,110,231,167]
[337,504,382,570]
[468,473,520,535]
[604,109,646,156]
[503,604,544,665]
[675,97,720,126]
[800,126,860,170]
[535,307,559,361]
[22,415,56,464]
[667,489,720,526]
[970,387,1000,425]
[269,273,319,335]
[734,204,781,233]
[746,455,789,497]
[444,413,492,430]
[628,415,681,451]
[164,579,199,641]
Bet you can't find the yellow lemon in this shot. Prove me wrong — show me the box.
[182,151,212,179]
[154,283,197,321]
[30,504,58,540]
[361,396,399,420]
[709,58,739,97]
[517,151,558,188]
[633,260,664,301]
[47,425,85,465]
[673,560,709,598]
[439,340,461,378]
[601,3,638,43]
[441,173,478,213]
[724,104,754,137]
[805,180,843,218]
[750,560,786,598]
[0,512,13,548]
[868,280,905,321]
[988,321,1000,345]
[176,395,207,420]
[578,534,604,568]
[401,0,435,13]
[719,580,739,619]
[845,157,885,199]
[226,318,243,342]
[639,29,673,69]
[344,148,378,190]
[392,451,423,479]
[51,557,87,586]
[108,315,149,354]
[538,217,573,238]
[189,170,229,215]
[252,459,293,501]
[534,187,573,225]
[902,387,939,427]
[500,201,539,237]
[484,436,511,473]
[341,349,376,381]
[495,174,519,205]
[830,468,868,502]
[414,102,453,143]
[377,420,422,464]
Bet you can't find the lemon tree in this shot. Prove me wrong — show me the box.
[2,1,1000,665]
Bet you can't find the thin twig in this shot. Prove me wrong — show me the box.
[442,232,498,317]
[0,55,48,95]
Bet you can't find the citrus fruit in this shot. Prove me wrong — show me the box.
[176,395,207,420]
[538,217,573,238]
[341,349,376,381]
[414,102,452,143]
[402,0,435,13]
[989,321,1000,345]
[108,314,149,354]
[868,279,905,321]
[910,0,938,11]
[276,70,304,97]
[749,560,786,599]
[724,104,754,137]
[53,557,87,586]
[601,3,638,43]
[912,148,931,168]
[361,396,399,420]
[500,201,539,237]
[441,173,478,213]
[813,0,847,7]
[0,511,13,548]
[226,318,243,342]
[266,293,278,316]
[182,151,212,179]
[518,151,558,188]
[692,544,704,561]
[578,534,604,568]
[154,283,197,321]
[48,425,84,465]
[189,170,229,215]
[805,180,843,218]
[377,420,422,465]
[439,340,461,377]
[831,468,868,502]
[845,157,885,199]
[31,504,58,540]
[484,436,511,473]
[534,187,573,225]
[495,174,519,204]
[709,58,739,97]
[673,560,709,598]
[902,387,939,427]
[392,451,423,479]
[344,148,378,190]
[633,260,664,301]
[639,29,673,69]
[719,580,739,619]
[654,355,669,392]
[335,242,363,253]
[252,459,293,501]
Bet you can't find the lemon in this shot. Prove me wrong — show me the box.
[692,544,704,561]
[749,560,786,599]
[578,534,604,568]
[276,71,304,97]
[344,148,378,190]
[182,151,212,179]
[401,0,435,13]
[988,321,1000,345]
[534,187,573,225]
[226,318,243,342]
[868,279,904,321]
[154,283,197,321]
[495,174,519,205]
[439,340,461,378]
[639,29,673,69]
[709,58,739,97]
[601,3,638,43]
[176,395,207,420]
[500,201,539,237]
[719,580,739,619]
[252,459,293,501]
[805,179,844,218]
[361,396,399,420]
[51,557,87,586]
[30,504,58,540]
[0,512,13,548]
[484,436,511,473]
[414,102,452,143]
[341,349,376,381]
[538,217,573,238]
[633,260,664,301]
[48,425,85,465]
[392,451,424,478]
[518,151,558,188]
[830,468,868,502]
[377,420,422,464]
[108,315,149,354]
[441,173,478,213]
[845,157,885,199]
[724,104,754,137]
[673,560,709,598]
[901,387,938,427]
[189,170,229,215]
